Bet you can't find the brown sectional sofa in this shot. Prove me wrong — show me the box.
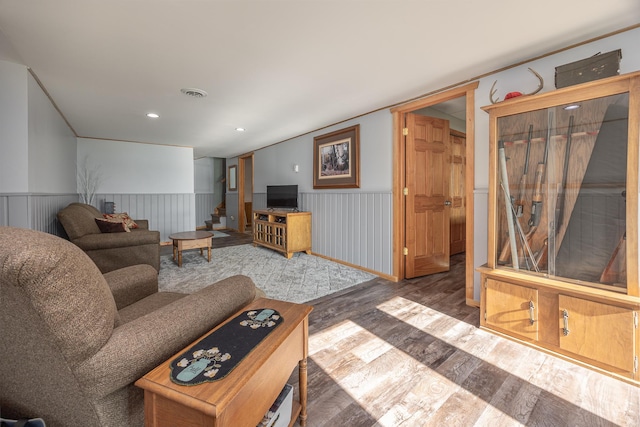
[0,226,264,427]
[57,202,160,273]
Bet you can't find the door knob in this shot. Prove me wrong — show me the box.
[444,200,452,206]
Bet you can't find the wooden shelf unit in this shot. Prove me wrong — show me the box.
[253,210,311,258]
[479,72,640,385]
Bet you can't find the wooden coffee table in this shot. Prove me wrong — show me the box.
[169,231,213,267]
[135,298,312,427]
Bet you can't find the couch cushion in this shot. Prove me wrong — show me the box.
[0,227,118,365]
[95,217,130,233]
[103,212,139,230]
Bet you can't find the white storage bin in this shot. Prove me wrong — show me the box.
[257,383,293,427]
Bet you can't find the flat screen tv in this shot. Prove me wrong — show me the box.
[266,185,298,210]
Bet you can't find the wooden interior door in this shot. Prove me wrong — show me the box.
[449,129,466,255]
[238,154,253,233]
[404,113,451,278]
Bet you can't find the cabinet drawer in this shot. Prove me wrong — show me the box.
[485,279,538,341]
[558,295,636,372]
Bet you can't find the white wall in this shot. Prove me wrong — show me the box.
[0,59,76,194]
[77,138,194,194]
[194,157,214,193]
[0,60,28,193]
[27,72,77,193]
[0,60,77,233]
[253,109,393,193]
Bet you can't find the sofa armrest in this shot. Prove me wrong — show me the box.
[72,230,160,251]
[103,265,158,310]
[73,275,258,399]
[133,219,149,230]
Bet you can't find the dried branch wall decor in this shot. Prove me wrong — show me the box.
[77,155,102,205]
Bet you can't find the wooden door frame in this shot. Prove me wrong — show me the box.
[237,152,254,232]
[391,81,479,306]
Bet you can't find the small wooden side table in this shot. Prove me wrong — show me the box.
[168,231,213,267]
[135,298,312,427]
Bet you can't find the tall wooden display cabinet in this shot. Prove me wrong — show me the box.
[478,71,640,385]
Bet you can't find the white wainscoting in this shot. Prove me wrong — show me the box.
[226,191,393,277]
[2,193,198,243]
[0,193,78,237]
[302,192,393,277]
[95,194,195,242]
[195,193,216,228]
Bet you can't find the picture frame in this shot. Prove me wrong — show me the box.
[228,165,237,191]
[313,124,360,189]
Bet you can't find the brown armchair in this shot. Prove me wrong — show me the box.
[57,202,160,273]
[0,226,262,427]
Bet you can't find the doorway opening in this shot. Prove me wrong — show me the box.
[238,153,254,234]
[391,82,479,306]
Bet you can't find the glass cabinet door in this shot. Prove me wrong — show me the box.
[494,92,629,291]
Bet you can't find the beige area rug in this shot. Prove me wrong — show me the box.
[158,244,377,303]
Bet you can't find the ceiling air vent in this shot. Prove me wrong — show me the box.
[180,88,208,98]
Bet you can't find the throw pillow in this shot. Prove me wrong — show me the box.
[95,218,130,233]
[103,212,138,229]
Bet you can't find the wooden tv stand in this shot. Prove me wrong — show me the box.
[253,210,311,258]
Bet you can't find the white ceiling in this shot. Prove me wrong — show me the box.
[0,1,638,158]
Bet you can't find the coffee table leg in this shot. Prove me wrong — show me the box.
[299,358,308,427]
[207,246,211,262]
[178,250,182,267]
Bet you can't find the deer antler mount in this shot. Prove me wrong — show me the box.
[490,68,544,104]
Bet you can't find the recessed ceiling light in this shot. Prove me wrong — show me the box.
[180,88,208,98]
[236,127,246,132]
[146,113,159,118]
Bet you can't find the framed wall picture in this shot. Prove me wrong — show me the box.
[228,165,237,191]
[313,124,360,189]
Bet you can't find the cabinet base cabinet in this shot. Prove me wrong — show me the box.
[558,295,636,373]
[485,279,539,341]
[480,270,640,385]
[253,210,311,258]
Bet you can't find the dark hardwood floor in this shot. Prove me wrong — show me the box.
[163,230,639,426]
[291,253,639,426]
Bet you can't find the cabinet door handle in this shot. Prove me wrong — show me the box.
[529,301,536,325]
[562,309,570,336]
